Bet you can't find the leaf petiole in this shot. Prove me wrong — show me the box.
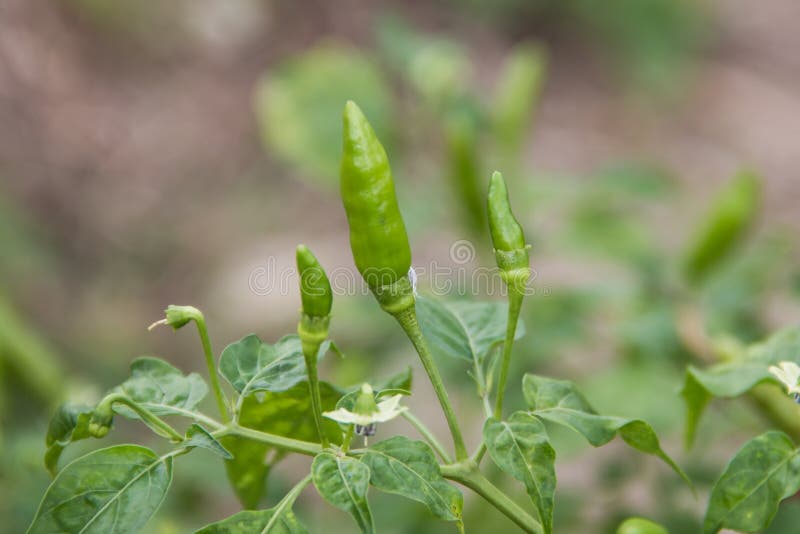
[401,411,453,463]
[98,393,184,442]
[261,474,312,534]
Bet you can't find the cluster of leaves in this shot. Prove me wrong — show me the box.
[27,287,690,534]
[679,327,800,533]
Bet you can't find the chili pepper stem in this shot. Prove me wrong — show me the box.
[472,442,488,464]
[401,411,452,463]
[194,317,230,424]
[392,306,468,461]
[216,423,322,456]
[493,289,524,418]
[97,393,184,442]
[441,462,543,534]
[341,423,355,453]
[303,348,329,448]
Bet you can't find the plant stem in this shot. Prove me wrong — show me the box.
[103,393,184,442]
[165,407,224,431]
[195,317,230,423]
[393,307,468,460]
[221,423,322,456]
[472,443,487,465]
[494,290,523,418]
[262,474,312,534]
[401,411,452,463]
[341,424,355,453]
[304,350,329,448]
[441,462,542,534]
[472,349,494,419]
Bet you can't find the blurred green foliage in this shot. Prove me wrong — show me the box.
[255,44,392,188]
[4,1,797,532]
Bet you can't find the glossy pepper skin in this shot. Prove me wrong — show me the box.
[295,245,332,357]
[487,171,530,290]
[340,101,413,313]
[296,245,332,318]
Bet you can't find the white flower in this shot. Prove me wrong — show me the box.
[323,384,407,427]
[768,361,800,396]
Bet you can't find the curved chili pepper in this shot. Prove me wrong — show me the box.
[340,100,413,313]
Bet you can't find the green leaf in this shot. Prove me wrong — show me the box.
[360,436,463,522]
[220,334,329,396]
[312,453,374,534]
[111,356,208,418]
[195,508,307,534]
[704,431,800,534]
[223,381,344,508]
[44,403,95,476]
[416,295,524,363]
[681,327,800,446]
[28,445,173,533]
[483,412,556,533]
[254,44,390,188]
[243,381,344,443]
[222,437,272,510]
[377,366,413,392]
[523,374,689,485]
[185,424,233,459]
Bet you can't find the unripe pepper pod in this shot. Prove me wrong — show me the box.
[340,101,414,315]
[296,244,333,318]
[295,244,332,360]
[295,244,333,447]
[487,171,530,292]
[682,170,760,285]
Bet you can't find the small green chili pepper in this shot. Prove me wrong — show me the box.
[296,244,332,318]
[296,244,332,358]
[487,170,530,291]
[295,244,332,446]
[340,101,414,314]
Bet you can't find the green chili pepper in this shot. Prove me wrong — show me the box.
[487,170,530,291]
[296,244,332,363]
[444,100,485,238]
[339,100,468,459]
[682,170,760,285]
[487,170,531,419]
[296,244,332,318]
[340,100,414,314]
[492,43,547,157]
[295,244,332,447]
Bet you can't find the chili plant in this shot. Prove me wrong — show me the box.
[29,101,690,534]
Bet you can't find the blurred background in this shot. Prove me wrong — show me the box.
[2,0,800,532]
